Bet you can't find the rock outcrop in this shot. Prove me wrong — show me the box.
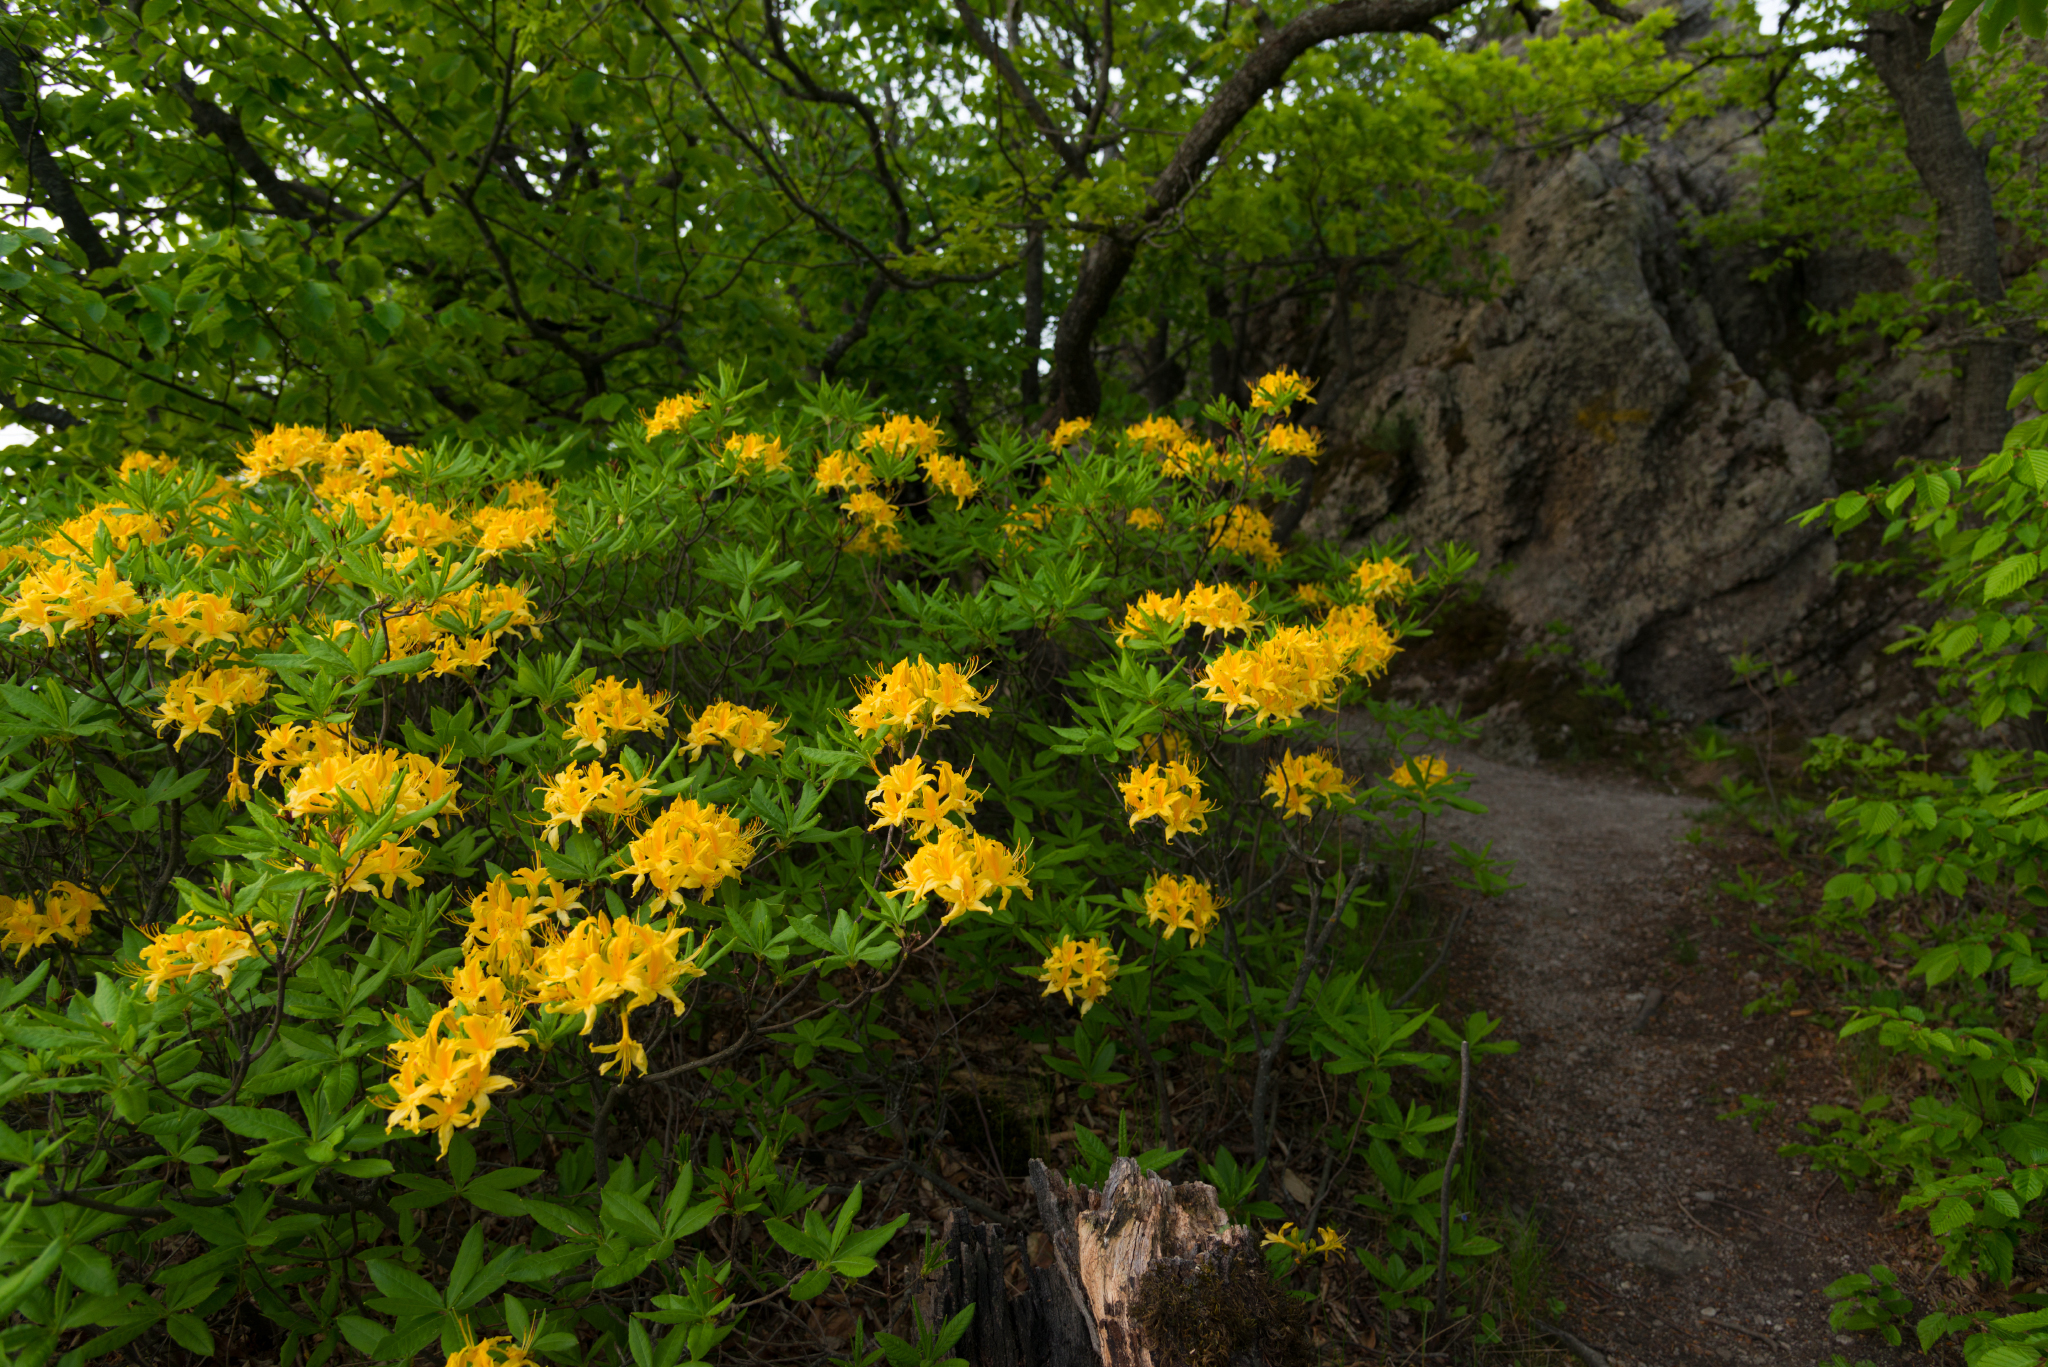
[1244,16,2040,731]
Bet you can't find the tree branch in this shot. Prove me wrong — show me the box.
[0,41,119,275]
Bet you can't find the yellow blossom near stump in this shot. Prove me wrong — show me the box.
[1142,874,1221,946]
[1036,936,1118,1014]
[615,799,758,904]
[685,700,785,764]
[1120,760,1211,840]
[1263,751,1353,819]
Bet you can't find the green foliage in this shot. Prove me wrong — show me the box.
[0,368,1512,1363]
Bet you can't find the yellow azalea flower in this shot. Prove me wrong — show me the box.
[0,884,101,961]
[685,700,785,763]
[922,452,979,507]
[378,1005,528,1156]
[282,747,462,832]
[723,432,791,476]
[642,392,707,439]
[1263,751,1353,819]
[530,911,705,1036]
[154,666,271,750]
[1123,415,1186,453]
[841,489,906,555]
[1261,1222,1310,1256]
[459,876,558,978]
[615,799,758,905]
[1142,874,1221,946]
[846,656,991,740]
[249,720,357,785]
[1208,505,1282,568]
[1264,423,1322,461]
[1126,507,1165,531]
[891,826,1031,923]
[142,590,249,663]
[335,840,426,901]
[1050,417,1093,447]
[1310,1226,1347,1258]
[1294,582,1328,609]
[1035,936,1117,1014]
[1114,590,1188,647]
[565,676,669,755]
[1196,613,1397,726]
[328,428,417,479]
[1248,368,1316,414]
[471,504,557,556]
[1161,437,1231,480]
[866,755,981,839]
[813,450,875,493]
[39,503,163,561]
[1183,583,1259,636]
[431,635,497,676]
[118,450,179,476]
[1355,557,1415,601]
[1119,760,1211,840]
[538,761,652,848]
[128,913,278,1001]
[238,424,333,481]
[860,414,946,461]
[1390,754,1453,790]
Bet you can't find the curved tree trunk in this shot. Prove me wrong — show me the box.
[1038,0,1473,425]
[1865,4,2015,463]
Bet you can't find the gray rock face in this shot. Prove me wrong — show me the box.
[1283,124,1935,725]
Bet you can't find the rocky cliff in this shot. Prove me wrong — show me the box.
[1237,28,2038,739]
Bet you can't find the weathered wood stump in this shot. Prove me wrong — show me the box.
[934,1157,1307,1367]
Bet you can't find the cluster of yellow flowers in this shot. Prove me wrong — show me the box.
[1261,1222,1346,1260]
[1120,759,1212,840]
[1207,505,1283,568]
[1196,604,1398,725]
[131,911,277,1001]
[814,450,875,493]
[1247,368,1316,415]
[566,676,670,755]
[1264,423,1322,461]
[382,1003,528,1157]
[445,1326,540,1367]
[616,799,759,906]
[1124,416,1188,453]
[1050,417,1093,447]
[1036,935,1119,1014]
[156,665,272,749]
[890,824,1032,924]
[841,490,905,555]
[1113,583,1260,645]
[1126,507,1166,531]
[1142,873,1221,946]
[1162,437,1234,480]
[723,432,791,477]
[280,745,463,831]
[142,590,248,661]
[1356,557,1416,601]
[2,560,147,645]
[1390,754,1453,790]
[642,392,708,439]
[0,882,102,960]
[860,414,980,507]
[530,911,705,1076]
[863,744,1028,922]
[847,656,992,741]
[1263,751,1354,819]
[684,701,786,763]
[867,755,981,839]
[537,761,656,849]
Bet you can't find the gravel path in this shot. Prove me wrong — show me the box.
[1428,748,1919,1367]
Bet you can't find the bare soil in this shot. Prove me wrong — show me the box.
[1429,746,1929,1367]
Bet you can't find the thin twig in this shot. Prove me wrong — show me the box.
[1432,1040,1472,1330]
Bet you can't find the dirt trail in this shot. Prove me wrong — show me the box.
[1429,749,1915,1367]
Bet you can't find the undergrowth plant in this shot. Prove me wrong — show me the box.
[0,365,1513,1366]
[1789,393,2048,1365]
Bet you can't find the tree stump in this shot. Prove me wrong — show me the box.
[934,1157,1307,1367]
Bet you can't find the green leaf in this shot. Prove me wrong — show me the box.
[165,1314,216,1355]
[1929,1196,1976,1235]
[208,1105,308,1143]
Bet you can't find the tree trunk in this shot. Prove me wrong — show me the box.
[1864,4,2015,462]
[1022,222,1046,410]
[934,1158,1307,1367]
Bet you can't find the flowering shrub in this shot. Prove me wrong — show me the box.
[0,366,1511,1365]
